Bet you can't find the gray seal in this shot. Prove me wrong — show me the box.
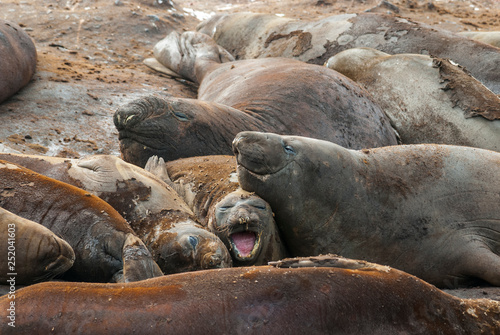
[233,131,500,288]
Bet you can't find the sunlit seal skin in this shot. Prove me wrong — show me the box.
[145,155,287,266]
[1,255,499,334]
[326,48,500,152]
[114,31,397,166]
[459,31,500,48]
[0,153,232,274]
[0,207,75,285]
[0,160,163,283]
[233,131,500,288]
[197,12,500,94]
[0,20,37,103]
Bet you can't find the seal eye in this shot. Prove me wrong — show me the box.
[218,205,233,212]
[188,236,198,249]
[284,144,296,155]
[172,111,189,121]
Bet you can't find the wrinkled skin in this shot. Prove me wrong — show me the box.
[1,255,499,334]
[0,207,75,285]
[114,31,397,166]
[0,160,163,283]
[0,20,37,103]
[326,48,500,152]
[0,153,232,274]
[197,12,500,95]
[234,131,500,288]
[213,190,287,266]
[145,155,287,266]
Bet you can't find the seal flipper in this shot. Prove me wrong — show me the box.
[144,155,171,184]
[269,254,391,273]
[121,233,163,282]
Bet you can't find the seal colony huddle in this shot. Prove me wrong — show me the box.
[115,30,397,166]
[2,4,500,334]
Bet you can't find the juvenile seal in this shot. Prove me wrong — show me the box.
[0,20,37,103]
[233,131,500,288]
[0,160,163,283]
[0,153,231,274]
[145,155,287,266]
[197,12,500,94]
[114,31,397,166]
[326,48,500,152]
[1,255,499,334]
[0,207,75,285]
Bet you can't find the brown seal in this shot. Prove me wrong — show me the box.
[0,207,75,285]
[326,48,500,152]
[0,160,163,283]
[197,12,500,94]
[0,153,232,274]
[0,20,37,103]
[145,155,287,266]
[1,255,499,334]
[114,31,397,166]
[233,131,500,288]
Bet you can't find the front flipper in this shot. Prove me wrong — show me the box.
[269,254,391,272]
[144,155,171,184]
[153,31,234,83]
[122,233,163,282]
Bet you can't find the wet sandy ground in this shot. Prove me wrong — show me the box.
[1,0,500,300]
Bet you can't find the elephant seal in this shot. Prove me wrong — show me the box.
[0,160,163,283]
[197,12,500,94]
[326,48,500,152]
[0,153,231,274]
[0,20,37,103]
[459,31,500,48]
[1,255,499,334]
[0,207,75,285]
[145,155,287,266]
[114,31,397,166]
[233,131,500,288]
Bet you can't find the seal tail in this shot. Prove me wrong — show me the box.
[121,233,163,282]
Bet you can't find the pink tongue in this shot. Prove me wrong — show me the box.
[231,232,256,257]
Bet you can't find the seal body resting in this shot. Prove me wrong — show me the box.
[114,31,397,166]
[1,255,499,334]
[145,155,287,266]
[0,20,37,103]
[326,48,500,152]
[197,12,500,94]
[459,31,500,48]
[234,131,500,288]
[0,207,75,285]
[0,153,231,274]
[0,160,163,283]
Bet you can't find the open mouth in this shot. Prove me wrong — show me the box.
[229,231,260,260]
